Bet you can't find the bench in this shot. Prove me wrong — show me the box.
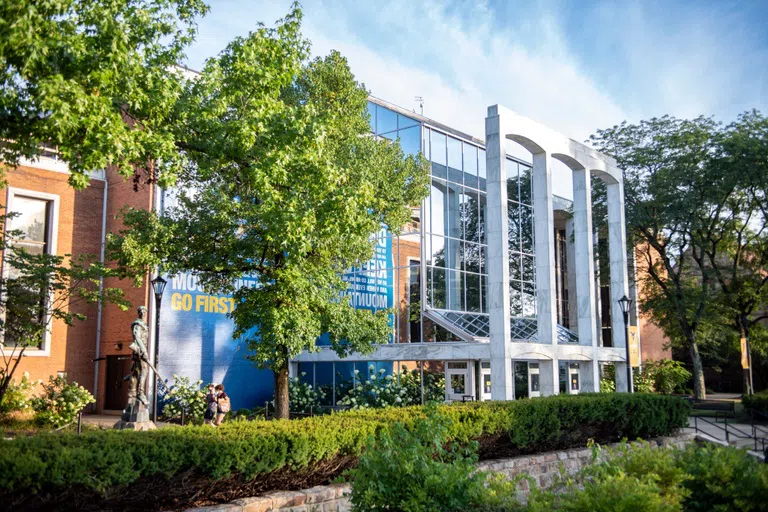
[689,399,736,421]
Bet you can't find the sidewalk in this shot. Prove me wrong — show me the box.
[81,414,172,429]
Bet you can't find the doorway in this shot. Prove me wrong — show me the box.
[105,355,132,411]
[480,361,491,400]
[445,361,471,401]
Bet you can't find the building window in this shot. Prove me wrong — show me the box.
[2,189,59,354]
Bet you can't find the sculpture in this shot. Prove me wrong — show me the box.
[114,306,156,430]
[127,305,150,406]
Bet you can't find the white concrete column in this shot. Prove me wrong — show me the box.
[572,169,597,348]
[485,108,513,400]
[565,218,578,332]
[607,181,631,392]
[540,359,558,396]
[578,360,599,393]
[532,152,558,345]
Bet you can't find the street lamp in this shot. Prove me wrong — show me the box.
[618,295,633,393]
[150,275,167,422]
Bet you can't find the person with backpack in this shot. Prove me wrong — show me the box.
[215,384,230,426]
[204,384,217,425]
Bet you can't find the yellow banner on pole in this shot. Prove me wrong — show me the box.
[741,337,750,369]
[628,326,640,367]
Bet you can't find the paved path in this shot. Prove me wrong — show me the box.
[81,414,172,429]
[684,416,768,452]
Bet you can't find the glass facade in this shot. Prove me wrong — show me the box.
[348,100,541,344]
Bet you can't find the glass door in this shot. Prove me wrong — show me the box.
[528,362,541,398]
[445,361,471,401]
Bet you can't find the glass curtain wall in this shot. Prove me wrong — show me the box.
[340,102,423,344]
[507,161,536,319]
[423,126,488,341]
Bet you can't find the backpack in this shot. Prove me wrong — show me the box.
[217,396,231,414]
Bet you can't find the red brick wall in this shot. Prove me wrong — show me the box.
[95,167,152,411]
[1,165,104,394]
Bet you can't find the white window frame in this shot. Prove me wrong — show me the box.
[1,187,60,357]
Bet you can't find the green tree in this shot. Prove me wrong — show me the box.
[0,213,127,409]
[109,7,430,418]
[590,112,768,399]
[0,0,208,188]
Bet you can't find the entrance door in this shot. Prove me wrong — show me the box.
[480,361,491,400]
[445,361,471,401]
[528,362,541,398]
[568,363,580,395]
[105,355,132,410]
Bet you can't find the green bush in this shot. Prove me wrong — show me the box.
[645,359,692,395]
[400,365,446,404]
[160,375,208,422]
[349,406,489,512]
[29,376,94,428]
[520,442,768,512]
[0,393,689,504]
[742,389,768,416]
[0,373,35,416]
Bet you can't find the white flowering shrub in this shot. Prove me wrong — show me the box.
[30,376,95,428]
[400,365,446,404]
[272,374,325,414]
[337,365,409,409]
[161,375,208,422]
[0,372,36,415]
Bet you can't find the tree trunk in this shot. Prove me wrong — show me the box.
[273,363,290,420]
[689,339,706,400]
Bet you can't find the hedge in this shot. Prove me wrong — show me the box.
[0,393,688,508]
[742,389,768,416]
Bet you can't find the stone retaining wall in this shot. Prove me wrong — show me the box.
[190,433,694,512]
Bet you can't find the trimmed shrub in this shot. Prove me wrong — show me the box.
[0,393,689,509]
[742,389,768,416]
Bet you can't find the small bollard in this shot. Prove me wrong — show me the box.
[77,411,82,435]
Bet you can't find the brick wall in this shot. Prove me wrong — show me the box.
[0,165,105,394]
[95,166,153,411]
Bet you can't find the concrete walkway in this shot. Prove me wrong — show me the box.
[81,414,172,429]
[684,416,768,453]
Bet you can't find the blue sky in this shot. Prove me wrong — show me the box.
[183,0,768,142]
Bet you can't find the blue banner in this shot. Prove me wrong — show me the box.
[158,272,273,410]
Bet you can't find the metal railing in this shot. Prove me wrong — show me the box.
[692,414,768,454]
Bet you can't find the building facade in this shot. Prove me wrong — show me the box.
[1,96,669,412]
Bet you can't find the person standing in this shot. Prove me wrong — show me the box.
[215,384,230,426]
[204,384,217,425]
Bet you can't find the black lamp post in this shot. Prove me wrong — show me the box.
[150,275,167,422]
[618,295,633,393]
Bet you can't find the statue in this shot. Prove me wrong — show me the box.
[127,306,150,406]
[114,306,156,430]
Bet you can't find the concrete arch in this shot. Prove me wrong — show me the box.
[590,168,620,185]
[505,134,545,155]
[552,153,585,171]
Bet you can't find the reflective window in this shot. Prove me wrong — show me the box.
[430,131,447,165]
[376,105,397,134]
[366,101,376,133]
[398,113,418,130]
[464,143,478,182]
[397,126,421,156]
[447,136,462,184]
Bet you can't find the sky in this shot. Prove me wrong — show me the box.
[183,0,768,145]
